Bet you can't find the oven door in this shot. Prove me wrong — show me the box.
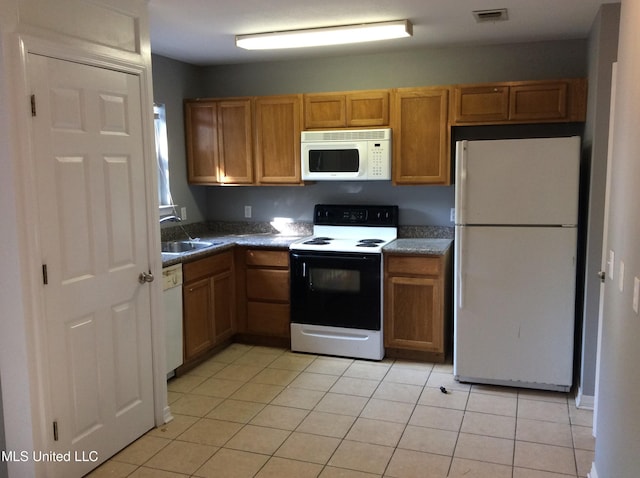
[290,251,381,330]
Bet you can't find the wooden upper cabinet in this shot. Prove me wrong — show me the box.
[185,100,219,184]
[254,95,303,185]
[303,90,389,129]
[509,81,567,121]
[185,98,253,184]
[391,86,451,185]
[452,79,587,125]
[454,85,509,123]
[217,99,253,184]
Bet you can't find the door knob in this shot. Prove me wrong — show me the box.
[138,271,154,284]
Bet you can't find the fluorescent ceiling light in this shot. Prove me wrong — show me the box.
[236,20,413,50]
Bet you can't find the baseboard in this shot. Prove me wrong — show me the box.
[588,461,598,478]
[575,389,595,410]
[163,405,174,424]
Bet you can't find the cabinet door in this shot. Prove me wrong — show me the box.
[385,275,442,352]
[303,94,346,128]
[183,276,214,361]
[255,95,302,184]
[509,81,567,121]
[453,85,509,123]
[347,90,389,127]
[212,268,236,343]
[217,99,254,184]
[392,87,450,185]
[185,101,220,184]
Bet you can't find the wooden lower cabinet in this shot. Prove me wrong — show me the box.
[182,250,235,364]
[236,248,291,344]
[384,251,451,362]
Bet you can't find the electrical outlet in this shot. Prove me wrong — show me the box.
[633,277,639,314]
[619,260,625,292]
[244,205,252,218]
[450,208,456,223]
[180,206,187,221]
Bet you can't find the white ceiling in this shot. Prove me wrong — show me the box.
[148,0,610,66]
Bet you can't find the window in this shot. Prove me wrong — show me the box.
[154,103,172,212]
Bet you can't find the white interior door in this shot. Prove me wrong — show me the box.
[29,54,154,477]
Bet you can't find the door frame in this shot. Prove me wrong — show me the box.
[593,62,618,437]
[8,31,168,473]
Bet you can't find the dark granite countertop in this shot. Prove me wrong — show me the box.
[160,221,454,267]
[383,238,453,256]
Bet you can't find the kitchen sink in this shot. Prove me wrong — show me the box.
[161,240,220,253]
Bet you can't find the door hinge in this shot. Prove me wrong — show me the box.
[53,421,58,441]
[42,264,48,285]
[30,94,36,117]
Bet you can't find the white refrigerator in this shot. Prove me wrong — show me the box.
[453,136,580,392]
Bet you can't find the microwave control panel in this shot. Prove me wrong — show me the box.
[368,141,391,179]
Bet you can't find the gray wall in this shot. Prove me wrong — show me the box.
[594,0,640,475]
[580,4,620,401]
[151,54,208,225]
[190,39,587,227]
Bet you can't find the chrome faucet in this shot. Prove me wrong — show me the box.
[159,215,181,224]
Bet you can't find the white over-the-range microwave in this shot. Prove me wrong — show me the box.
[301,128,392,181]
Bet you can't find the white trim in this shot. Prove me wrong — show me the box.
[575,388,595,410]
[9,28,167,472]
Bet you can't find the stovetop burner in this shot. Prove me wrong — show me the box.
[303,238,333,245]
[290,204,399,254]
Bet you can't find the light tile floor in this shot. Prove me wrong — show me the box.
[87,343,595,478]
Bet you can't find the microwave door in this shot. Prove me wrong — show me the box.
[309,149,359,173]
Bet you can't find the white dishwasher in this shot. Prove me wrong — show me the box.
[162,263,183,377]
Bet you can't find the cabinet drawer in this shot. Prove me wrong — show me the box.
[247,269,289,301]
[387,255,441,276]
[183,251,232,282]
[247,302,290,337]
[246,249,289,268]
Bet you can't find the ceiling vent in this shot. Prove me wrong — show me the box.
[473,8,509,23]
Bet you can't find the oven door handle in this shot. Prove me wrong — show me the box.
[302,262,306,278]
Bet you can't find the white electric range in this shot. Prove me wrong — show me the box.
[289,204,398,360]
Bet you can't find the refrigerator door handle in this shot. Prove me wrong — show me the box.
[455,141,468,224]
[456,225,465,309]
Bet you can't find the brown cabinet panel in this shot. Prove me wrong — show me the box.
[246,249,289,268]
[182,250,235,366]
[384,252,451,361]
[239,248,291,339]
[347,91,389,127]
[304,94,346,128]
[454,85,509,123]
[451,79,587,125]
[212,269,235,343]
[184,98,253,185]
[391,87,450,185]
[303,90,390,129]
[183,251,233,282]
[183,276,214,361]
[184,101,219,183]
[254,95,302,184]
[509,82,567,121]
[387,256,441,276]
[247,302,290,337]
[217,99,253,184]
[247,269,289,302]
[385,276,441,350]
